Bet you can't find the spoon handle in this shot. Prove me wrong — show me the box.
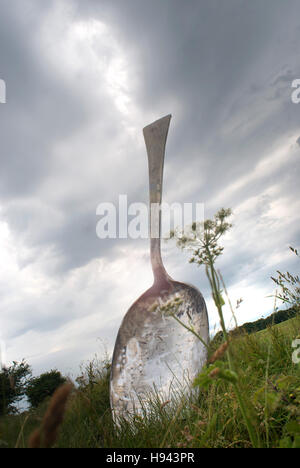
[143,115,171,283]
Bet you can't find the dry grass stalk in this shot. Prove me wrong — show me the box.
[209,368,220,379]
[28,429,41,449]
[28,382,73,448]
[160,400,171,411]
[209,341,229,363]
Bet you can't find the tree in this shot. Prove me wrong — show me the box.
[26,370,66,408]
[0,360,32,415]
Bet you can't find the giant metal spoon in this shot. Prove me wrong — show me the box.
[110,115,209,422]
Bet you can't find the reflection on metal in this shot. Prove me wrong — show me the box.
[110,115,209,422]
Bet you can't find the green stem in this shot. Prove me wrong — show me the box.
[206,260,228,342]
[233,383,260,448]
[171,314,209,350]
[218,269,238,329]
[207,256,260,448]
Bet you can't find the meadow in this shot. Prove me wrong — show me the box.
[0,313,299,449]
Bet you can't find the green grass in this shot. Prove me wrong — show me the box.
[0,315,299,448]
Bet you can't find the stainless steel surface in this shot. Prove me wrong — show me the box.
[110,115,209,422]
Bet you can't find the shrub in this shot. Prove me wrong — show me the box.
[26,370,66,409]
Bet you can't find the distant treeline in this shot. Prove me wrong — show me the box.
[213,307,298,344]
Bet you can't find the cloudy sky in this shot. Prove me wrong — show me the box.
[0,0,299,378]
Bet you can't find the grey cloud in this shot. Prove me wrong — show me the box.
[1,0,300,377]
[0,5,91,197]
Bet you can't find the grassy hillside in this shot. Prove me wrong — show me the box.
[212,307,298,347]
[1,314,299,449]
[257,316,298,337]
